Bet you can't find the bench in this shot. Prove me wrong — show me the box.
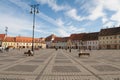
[24,50,33,56]
[78,53,90,57]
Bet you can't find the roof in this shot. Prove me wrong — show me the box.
[53,37,69,42]
[4,37,16,42]
[16,36,32,42]
[0,34,6,41]
[99,27,120,36]
[70,33,86,41]
[2,36,42,43]
[45,34,56,41]
[83,32,99,41]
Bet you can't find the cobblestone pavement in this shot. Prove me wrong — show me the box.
[0,49,120,80]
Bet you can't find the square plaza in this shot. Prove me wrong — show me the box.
[0,49,120,80]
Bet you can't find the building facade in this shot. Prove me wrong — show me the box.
[53,37,69,49]
[99,27,120,49]
[0,34,6,47]
[0,34,46,49]
[83,32,99,50]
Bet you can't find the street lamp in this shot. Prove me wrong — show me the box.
[30,4,39,55]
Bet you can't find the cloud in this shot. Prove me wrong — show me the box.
[87,4,105,21]
[101,0,120,26]
[36,0,69,12]
[0,13,31,36]
[102,21,116,28]
[56,18,64,27]
[103,0,120,11]
[79,0,120,27]
[54,18,85,36]
[111,11,120,23]
[68,25,85,33]
[8,0,30,10]
[102,17,108,24]
[65,9,84,21]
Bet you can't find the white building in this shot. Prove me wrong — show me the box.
[83,32,99,50]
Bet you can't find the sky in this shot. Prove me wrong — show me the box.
[0,0,120,38]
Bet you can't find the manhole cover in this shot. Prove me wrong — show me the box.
[52,66,80,72]
[92,65,120,72]
[5,65,38,72]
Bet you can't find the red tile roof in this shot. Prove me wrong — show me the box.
[4,37,16,42]
[16,36,32,42]
[70,33,86,41]
[0,34,6,41]
[53,37,70,43]
[2,36,41,43]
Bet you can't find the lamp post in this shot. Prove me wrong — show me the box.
[30,4,39,54]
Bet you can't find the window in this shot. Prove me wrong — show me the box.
[106,37,108,39]
[110,37,112,39]
[107,41,108,43]
[114,36,117,39]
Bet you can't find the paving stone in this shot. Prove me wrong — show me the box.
[52,66,80,72]
[26,59,44,63]
[81,60,98,63]
[0,59,18,62]
[108,59,120,62]
[4,65,38,72]
[92,65,120,72]
[100,75,120,80]
[55,60,72,63]
[0,78,25,80]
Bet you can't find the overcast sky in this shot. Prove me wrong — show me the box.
[0,0,120,38]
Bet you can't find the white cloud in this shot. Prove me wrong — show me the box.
[81,0,120,27]
[56,18,64,27]
[55,18,85,36]
[0,13,31,36]
[57,29,69,36]
[111,11,120,22]
[8,0,30,10]
[68,26,85,33]
[88,4,105,21]
[101,0,120,27]
[102,17,108,24]
[36,0,69,12]
[103,0,120,11]
[65,9,84,21]
[103,21,116,28]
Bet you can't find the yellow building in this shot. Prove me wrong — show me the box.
[99,27,120,49]
[1,35,46,49]
[2,36,16,48]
